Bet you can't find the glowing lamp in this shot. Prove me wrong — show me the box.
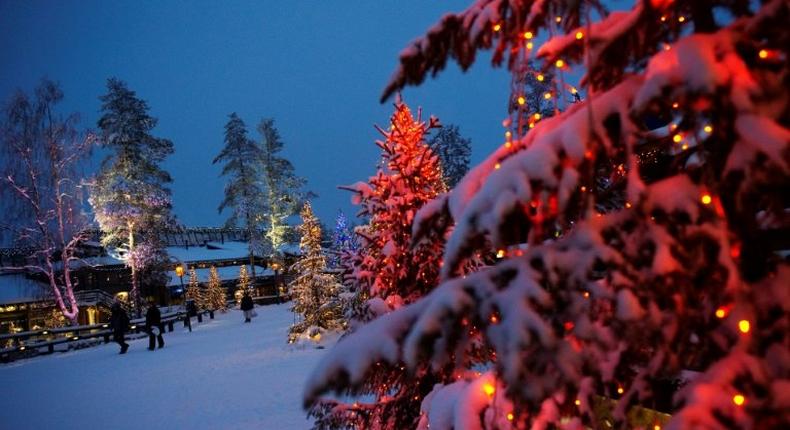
[175,265,185,277]
[524,31,533,39]
[575,31,584,40]
[569,86,578,94]
[733,394,745,406]
[483,383,495,396]
[496,249,505,258]
[701,194,712,205]
[738,320,750,333]
[517,96,526,105]
[555,59,565,68]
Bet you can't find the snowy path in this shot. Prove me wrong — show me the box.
[1,304,329,429]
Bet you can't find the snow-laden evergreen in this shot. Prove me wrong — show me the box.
[288,202,344,343]
[91,78,176,314]
[213,112,265,277]
[307,1,790,429]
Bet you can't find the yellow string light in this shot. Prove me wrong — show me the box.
[575,31,584,40]
[493,23,501,32]
[733,394,745,406]
[738,319,750,333]
[555,59,565,68]
[524,31,533,39]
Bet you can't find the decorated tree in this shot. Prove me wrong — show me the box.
[91,78,176,315]
[184,267,203,310]
[329,211,357,268]
[214,112,264,277]
[306,1,790,430]
[257,118,307,255]
[428,124,472,188]
[307,99,449,428]
[235,264,252,305]
[206,266,227,312]
[0,79,94,325]
[288,201,343,343]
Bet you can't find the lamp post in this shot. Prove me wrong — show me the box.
[175,264,185,293]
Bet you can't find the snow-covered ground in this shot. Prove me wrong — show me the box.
[1,304,330,429]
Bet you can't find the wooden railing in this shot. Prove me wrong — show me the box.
[0,308,216,363]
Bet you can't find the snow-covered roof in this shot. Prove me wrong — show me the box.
[167,241,257,263]
[167,265,275,287]
[0,274,47,304]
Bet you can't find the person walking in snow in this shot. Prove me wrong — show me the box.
[110,300,129,354]
[240,291,254,323]
[145,301,165,350]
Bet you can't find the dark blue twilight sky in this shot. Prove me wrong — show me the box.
[0,1,509,226]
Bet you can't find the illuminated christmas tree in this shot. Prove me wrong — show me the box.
[329,210,356,268]
[184,267,203,310]
[307,99,448,428]
[306,1,790,429]
[288,201,343,343]
[206,266,227,312]
[235,265,252,305]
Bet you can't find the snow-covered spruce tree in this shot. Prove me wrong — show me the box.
[256,118,307,255]
[185,267,203,310]
[207,266,227,312]
[306,99,449,429]
[306,1,789,429]
[214,112,264,278]
[288,201,343,343]
[428,124,472,188]
[0,79,94,325]
[508,58,559,139]
[91,78,175,315]
[329,210,356,268]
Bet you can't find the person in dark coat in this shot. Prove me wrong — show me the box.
[145,302,165,350]
[240,292,254,323]
[110,301,129,354]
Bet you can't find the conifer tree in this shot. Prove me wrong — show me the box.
[288,201,343,343]
[307,99,448,428]
[307,2,790,429]
[236,264,252,304]
[329,211,356,268]
[206,266,227,312]
[428,124,472,188]
[214,112,264,277]
[91,78,175,315]
[184,267,202,310]
[256,118,306,255]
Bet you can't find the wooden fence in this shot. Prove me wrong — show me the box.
[0,308,216,363]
